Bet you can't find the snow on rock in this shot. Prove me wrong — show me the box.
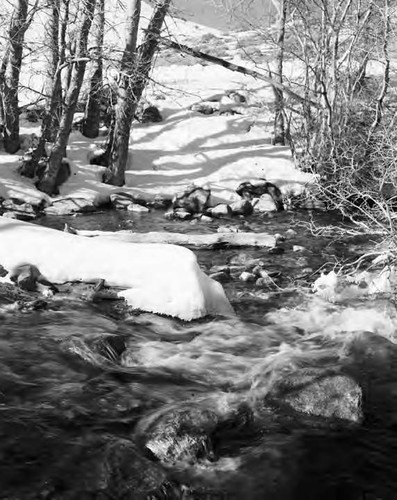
[0,217,234,321]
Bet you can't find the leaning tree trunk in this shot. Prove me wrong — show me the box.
[37,0,97,195]
[105,0,171,186]
[83,0,105,138]
[0,0,29,154]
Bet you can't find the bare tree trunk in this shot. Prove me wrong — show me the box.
[105,0,171,186]
[37,0,97,195]
[271,0,287,146]
[0,0,29,154]
[82,0,105,138]
[104,0,141,186]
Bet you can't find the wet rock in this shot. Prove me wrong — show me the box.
[230,199,253,216]
[293,245,306,252]
[110,192,144,210]
[253,194,278,212]
[236,180,284,212]
[268,246,285,255]
[52,437,174,499]
[199,214,213,223]
[149,194,172,210]
[165,208,192,220]
[10,264,58,294]
[16,298,48,311]
[256,277,273,287]
[208,203,232,217]
[209,265,230,275]
[285,229,297,239]
[270,370,362,423]
[136,400,253,466]
[172,185,211,214]
[274,233,286,243]
[44,197,100,215]
[209,271,230,283]
[239,271,256,282]
[127,203,149,213]
[2,200,38,220]
[0,264,8,277]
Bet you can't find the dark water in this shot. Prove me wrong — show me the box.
[1,210,397,499]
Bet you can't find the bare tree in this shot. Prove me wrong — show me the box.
[37,0,97,195]
[82,0,105,138]
[105,0,171,186]
[0,0,37,154]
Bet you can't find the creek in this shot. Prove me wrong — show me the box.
[1,210,396,500]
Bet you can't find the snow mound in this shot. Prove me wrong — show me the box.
[0,217,234,321]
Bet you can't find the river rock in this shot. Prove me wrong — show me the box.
[209,271,230,283]
[253,194,278,212]
[136,399,253,465]
[293,245,306,252]
[50,437,173,498]
[239,271,256,282]
[230,199,253,216]
[44,197,100,215]
[2,200,37,220]
[164,208,192,220]
[268,246,285,255]
[270,370,362,423]
[149,194,172,210]
[199,214,213,223]
[236,180,284,211]
[127,203,149,213]
[110,192,141,210]
[172,185,211,214]
[285,229,297,239]
[208,204,232,217]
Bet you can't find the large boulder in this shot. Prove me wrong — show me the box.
[269,369,362,423]
[135,399,253,465]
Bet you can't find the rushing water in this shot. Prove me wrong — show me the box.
[1,210,397,499]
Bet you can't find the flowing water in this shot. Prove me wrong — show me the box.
[1,210,397,499]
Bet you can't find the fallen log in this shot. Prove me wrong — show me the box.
[68,227,276,248]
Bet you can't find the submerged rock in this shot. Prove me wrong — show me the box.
[270,370,362,423]
[136,398,253,466]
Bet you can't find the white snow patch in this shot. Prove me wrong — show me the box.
[0,217,234,321]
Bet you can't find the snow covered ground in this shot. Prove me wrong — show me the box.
[0,1,314,210]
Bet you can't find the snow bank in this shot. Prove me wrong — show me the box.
[0,217,234,321]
